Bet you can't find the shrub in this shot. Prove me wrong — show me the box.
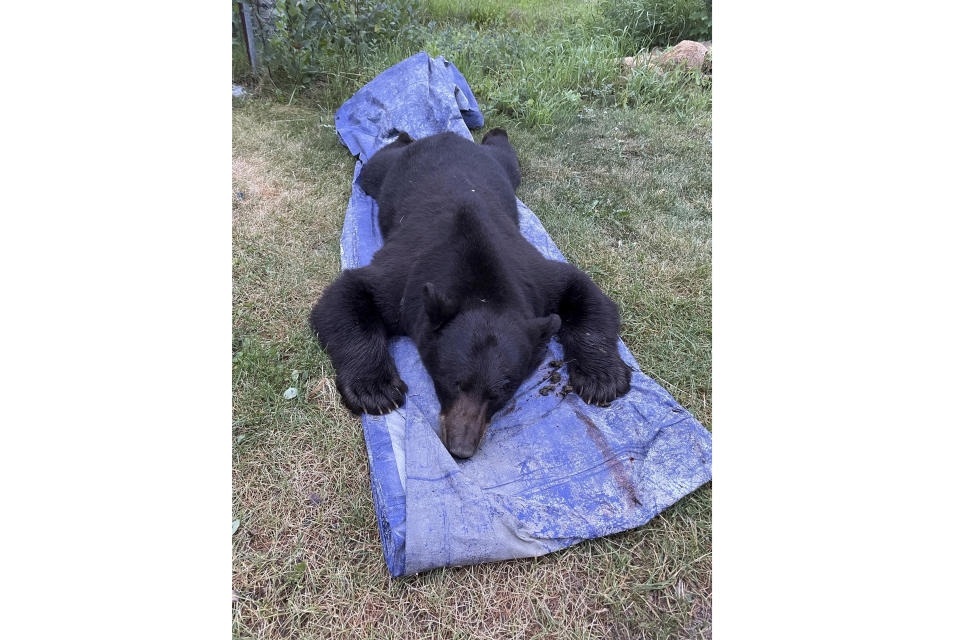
[264,0,420,93]
[601,0,711,51]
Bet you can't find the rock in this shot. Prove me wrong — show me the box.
[656,40,709,71]
[622,54,654,73]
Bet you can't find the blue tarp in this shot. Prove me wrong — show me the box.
[332,52,712,576]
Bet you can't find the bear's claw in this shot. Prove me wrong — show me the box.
[568,358,632,406]
[336,368,409,416]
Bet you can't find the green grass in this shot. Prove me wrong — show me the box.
[600,0,712,50]
[241,0,710,127]
[422,0,599,28]
[234,2,711,637]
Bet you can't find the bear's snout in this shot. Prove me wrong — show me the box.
[439,395,490,459]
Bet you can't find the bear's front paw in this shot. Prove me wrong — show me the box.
[335,367,409,416]
[569,358,632,406]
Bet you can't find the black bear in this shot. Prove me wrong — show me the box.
[310,129,631,458]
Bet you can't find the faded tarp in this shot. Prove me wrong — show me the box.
[331,52,712,576]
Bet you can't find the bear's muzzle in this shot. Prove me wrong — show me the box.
[439,395,490,459]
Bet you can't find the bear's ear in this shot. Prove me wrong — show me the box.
[423,283,458,331]
[528,314,561,342]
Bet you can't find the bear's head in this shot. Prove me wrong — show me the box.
[418,283,560,459]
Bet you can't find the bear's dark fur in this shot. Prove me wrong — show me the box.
[310,129,631,458]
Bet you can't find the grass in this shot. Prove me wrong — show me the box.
[234,2,711,637]
[421,0,600,29]
[239,0,710,128]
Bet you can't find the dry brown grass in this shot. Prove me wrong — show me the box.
[233,99,711,639]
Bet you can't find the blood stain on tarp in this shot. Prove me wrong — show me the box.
[574,408,642,507]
